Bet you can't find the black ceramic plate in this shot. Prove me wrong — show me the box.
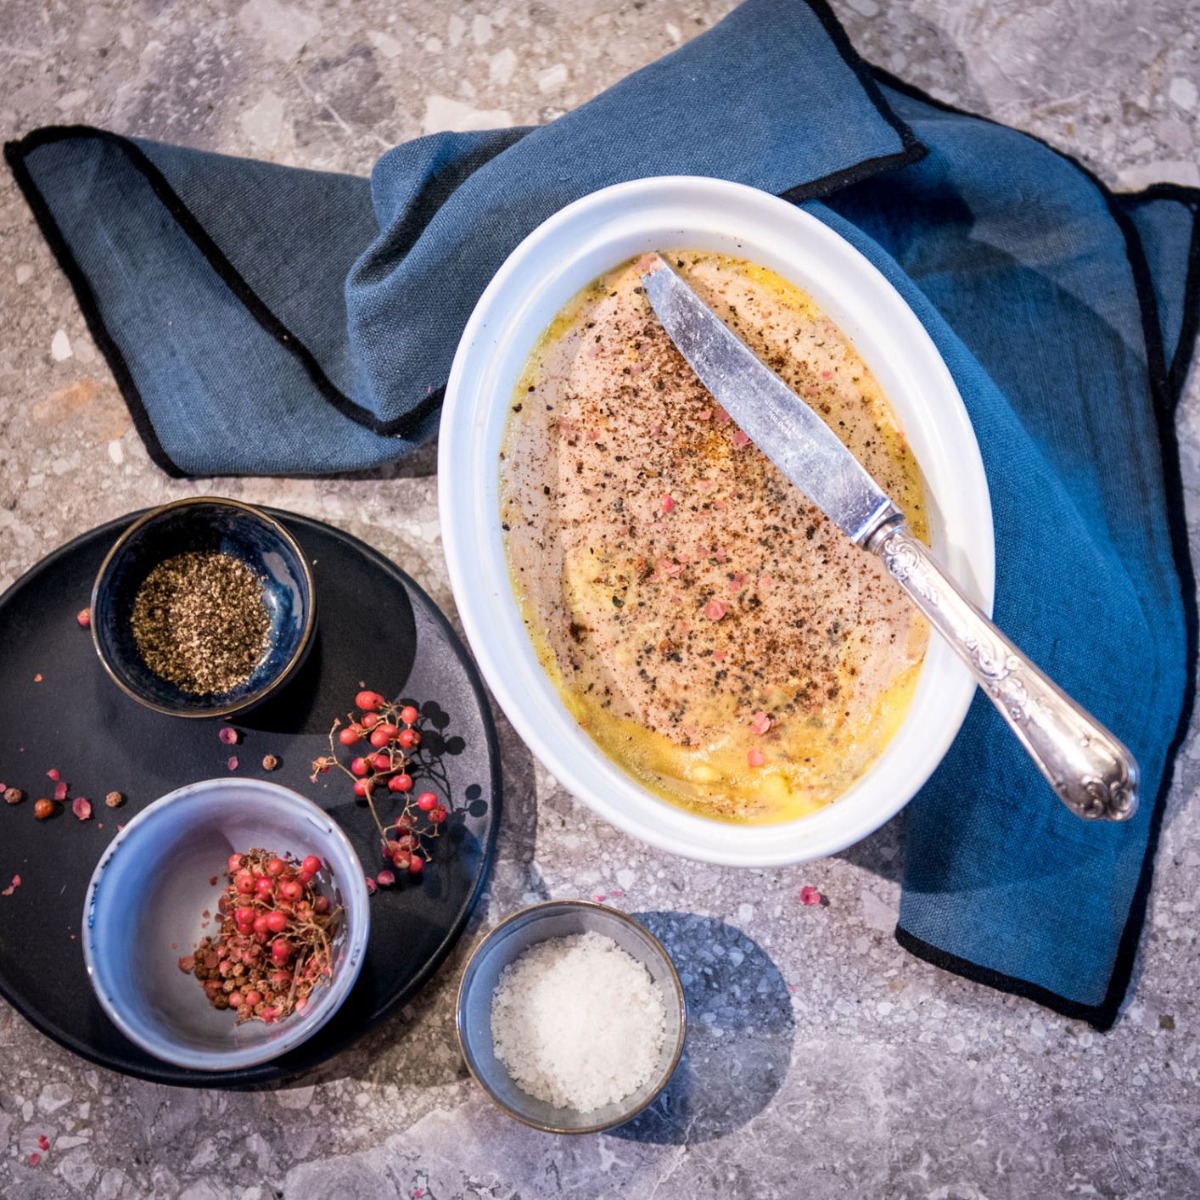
[0,510,500,1087]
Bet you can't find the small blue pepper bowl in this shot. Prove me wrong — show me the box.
[91,496,316,718]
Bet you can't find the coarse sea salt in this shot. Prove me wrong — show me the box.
[490,930,667,1111]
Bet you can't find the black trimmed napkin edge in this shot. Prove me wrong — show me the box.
[1121,181,1200,404]
[4,129,184,479]
[3,0,925,476]
[877,66,1200,1032]
[2,125,427,479]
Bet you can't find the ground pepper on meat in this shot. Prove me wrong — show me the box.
[499,252,929,822]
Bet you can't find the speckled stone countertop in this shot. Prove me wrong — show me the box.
[1,3,1199,1198]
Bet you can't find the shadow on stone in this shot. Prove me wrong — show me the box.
[324,433,440,481]
[834,810,906,884]
[611,912,794,1145]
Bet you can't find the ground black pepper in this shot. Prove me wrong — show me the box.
[131,551,271,695]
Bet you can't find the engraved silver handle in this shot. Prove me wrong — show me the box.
[866,523,1139,821]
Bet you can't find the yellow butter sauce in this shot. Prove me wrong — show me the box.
[500,252,928,824]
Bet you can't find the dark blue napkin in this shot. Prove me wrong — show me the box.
[7,0,1197,1028]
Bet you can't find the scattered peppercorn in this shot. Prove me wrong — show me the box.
[261,755,280,771]
[76,608,91,629]
[104,790,125,808]
[4,787,23,805]
[33,799,55,820]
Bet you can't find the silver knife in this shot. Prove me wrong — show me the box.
[638,252,1138,821]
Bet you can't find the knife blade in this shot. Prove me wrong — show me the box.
[639,254,900,546]
[638,252,1138,822]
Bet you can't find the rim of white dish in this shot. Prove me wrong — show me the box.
[82,777,370,1070]
[439,175,994,866]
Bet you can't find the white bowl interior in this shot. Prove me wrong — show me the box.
[440,176,993,866]
[83,778,370,1071]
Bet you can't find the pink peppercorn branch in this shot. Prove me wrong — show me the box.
[310,690,454,878]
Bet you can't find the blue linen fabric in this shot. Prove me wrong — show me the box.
[6,0,1198,1028]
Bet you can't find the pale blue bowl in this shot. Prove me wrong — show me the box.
[91,496,315,718]
[83,778,369,1072]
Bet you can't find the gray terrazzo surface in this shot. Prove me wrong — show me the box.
[1,1,1199,1197]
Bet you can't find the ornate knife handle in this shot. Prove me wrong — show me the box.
[867,523,1139,821]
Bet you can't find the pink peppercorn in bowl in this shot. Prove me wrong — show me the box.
[82,777,369,1072]
[439,176,994,866]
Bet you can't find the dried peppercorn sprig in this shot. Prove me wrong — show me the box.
[310,689,451,878]
[180,847,341,1024]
